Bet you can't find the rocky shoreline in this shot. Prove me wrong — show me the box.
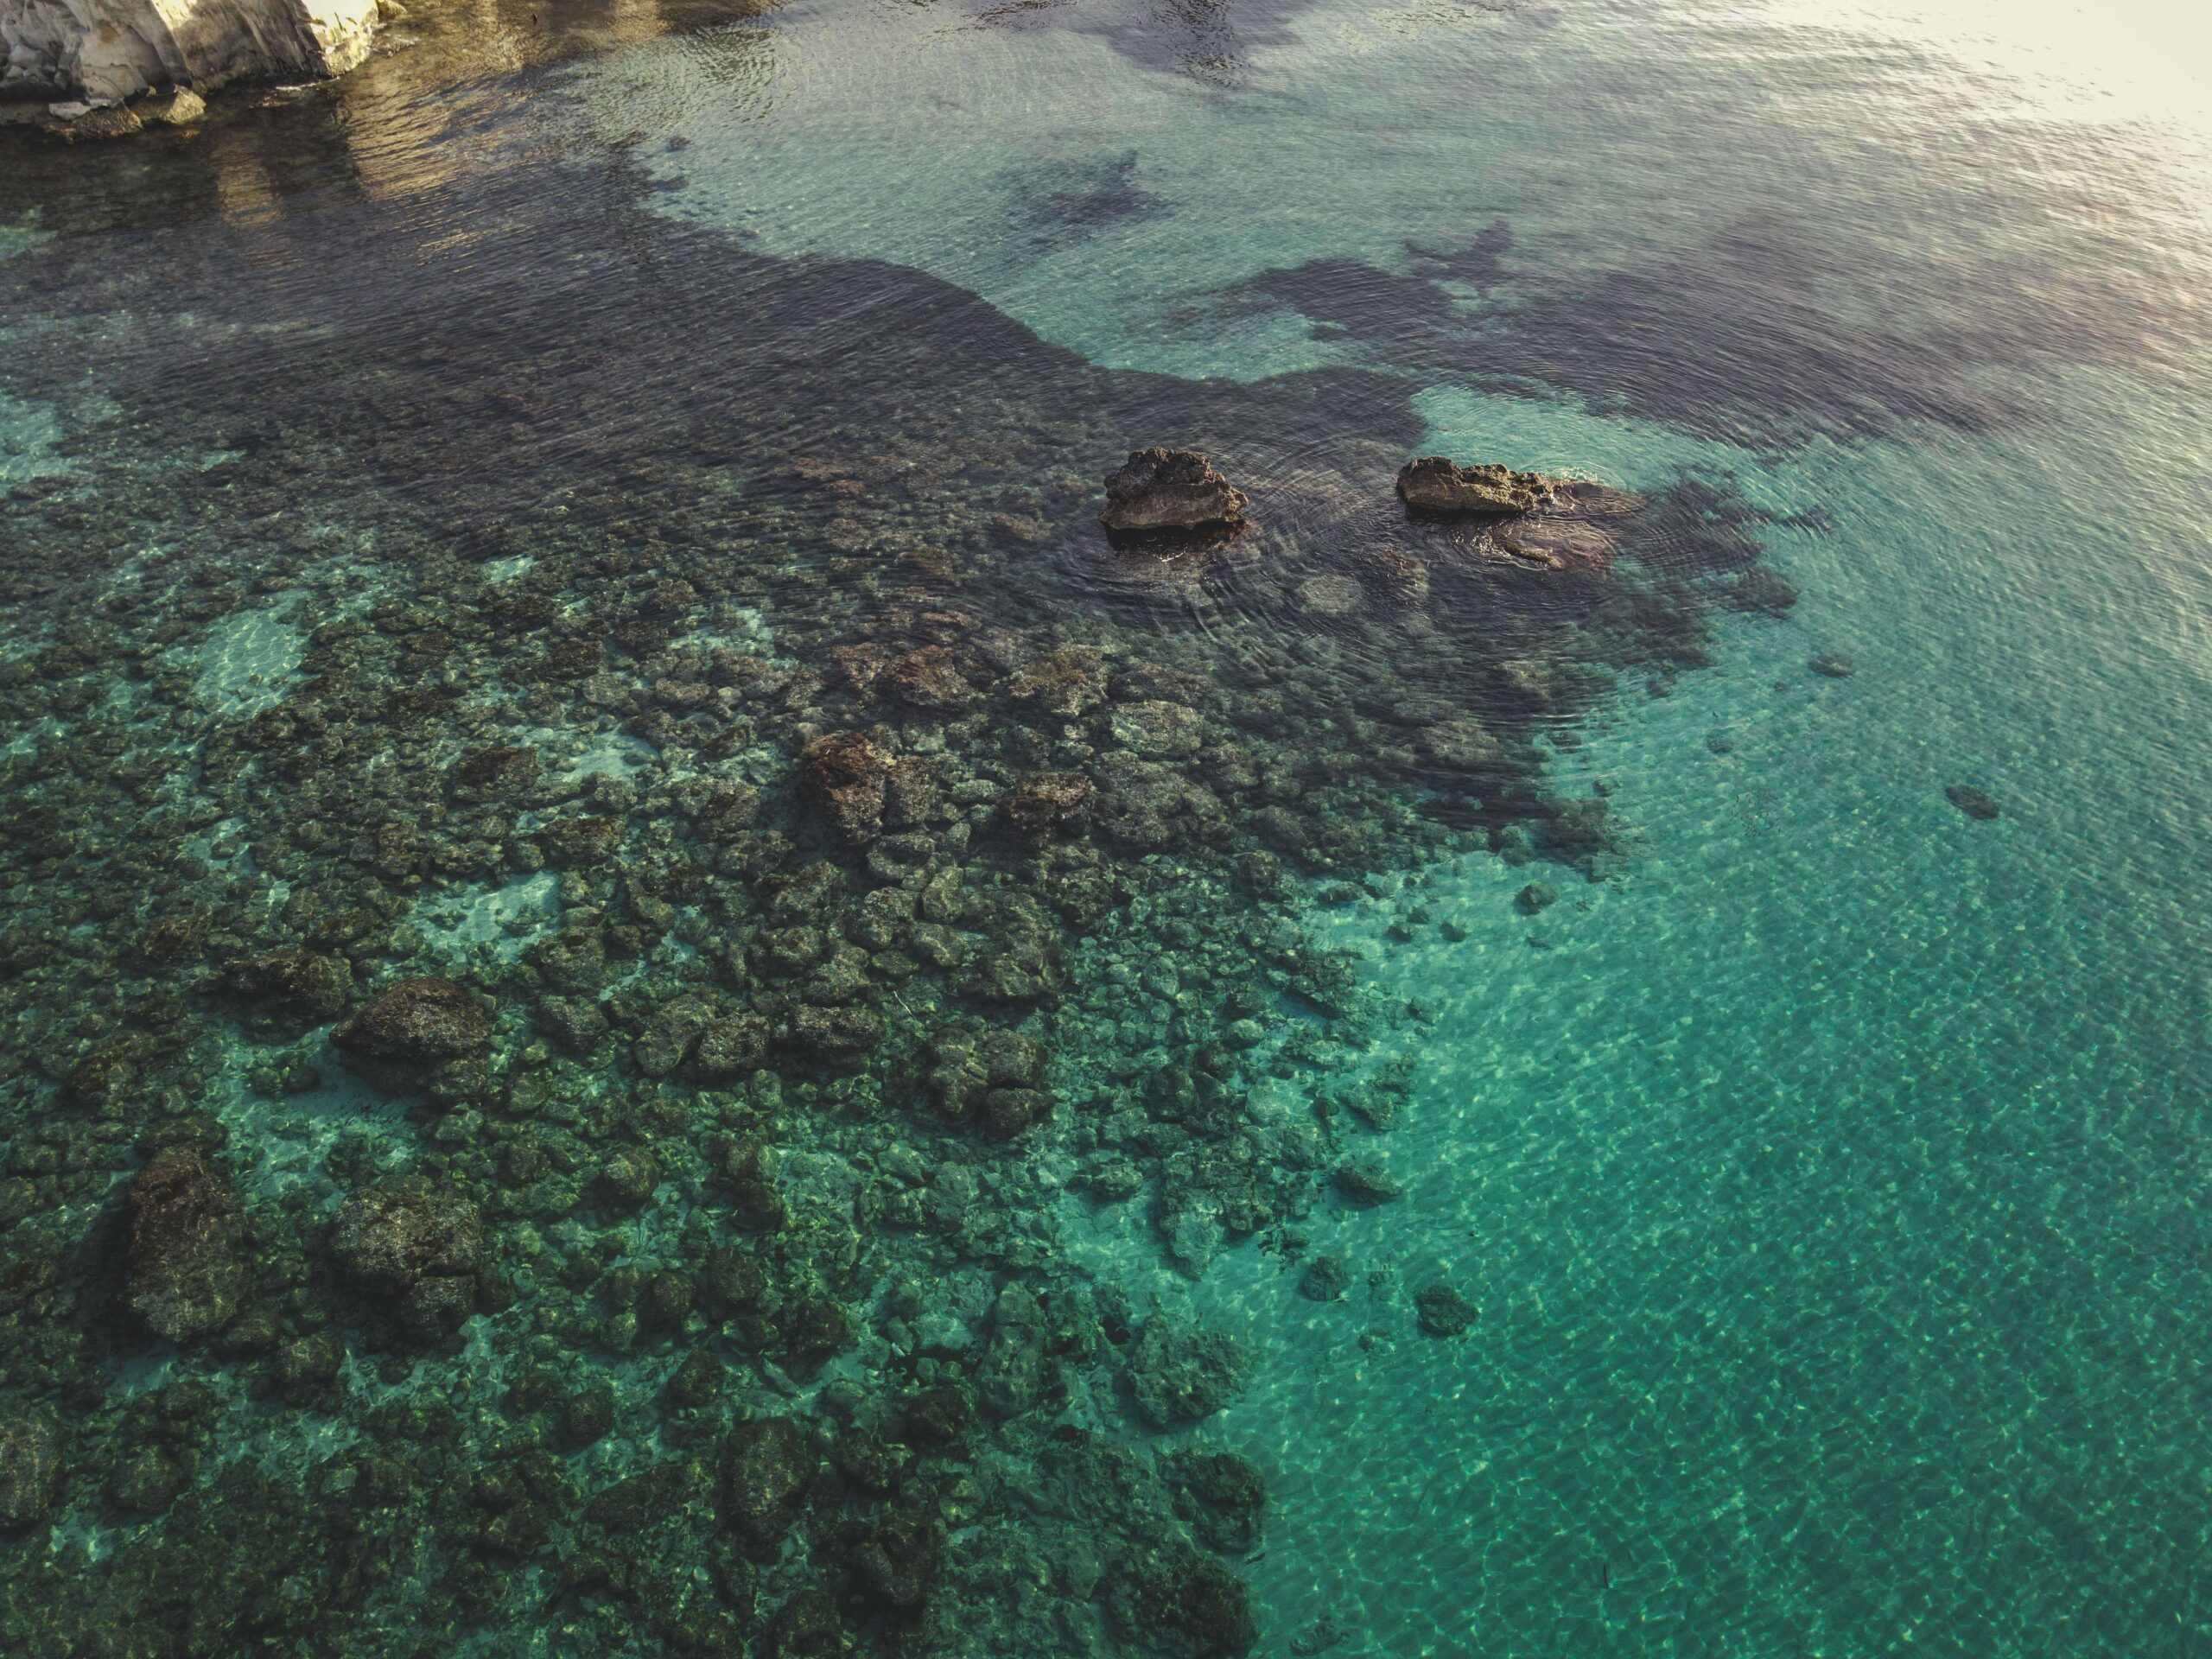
[0,0,401,136]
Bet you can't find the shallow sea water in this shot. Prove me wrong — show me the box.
[2,0,2209,1655]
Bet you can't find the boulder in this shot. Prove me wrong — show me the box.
[1099,448,1248,534]
[1396,456,1554,515]
[800,731,894,843]
[124,1147,248,1342]
[331,1182,482,1338]
[1002,772,1094,838]
[332,977,490,1096]
[723,1415,813,1559]
[1127,1316,1249,1428]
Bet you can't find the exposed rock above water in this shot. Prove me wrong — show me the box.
[2,0,387,118]
[1396,455,1556,515]
[1099,448,1249,534]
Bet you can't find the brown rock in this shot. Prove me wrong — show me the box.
[1002,772,1094,837]
[1396,456,1554,515]
[1099,448,1248,533]
[879,645,976,711]
[801,732,895,842]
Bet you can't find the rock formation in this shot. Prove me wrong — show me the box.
[2,0,391,118]
[1099,448,1249,534]
[1396,455,1555,515]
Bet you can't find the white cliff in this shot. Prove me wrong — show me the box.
[3,0,388,107]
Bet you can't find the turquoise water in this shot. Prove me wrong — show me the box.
[1,0,2208,1654]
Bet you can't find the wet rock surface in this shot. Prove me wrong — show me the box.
[1396,455,1555,515]
[1099,448,1249,533]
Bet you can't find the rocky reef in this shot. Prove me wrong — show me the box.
[0,60,1814,1656]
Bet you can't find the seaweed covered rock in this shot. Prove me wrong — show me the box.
[801,731,896,843]
[723,1415,815,1560]
[1002,772,1094,838]
[1396,455,1555,515]
[926,1024,1052,1141]
[332,977,490,1097]
[0,1404,64,1534]
[232,948,355,1030]
[330,1181,482,1339]
[1946,784,2001,821]
[124,1146,248,1342]
[1165,1448,1268,1554]
[1100,448,1249,534]
[1127,1316,1249,1428]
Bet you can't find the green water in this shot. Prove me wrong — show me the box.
[1,0,2208,1653]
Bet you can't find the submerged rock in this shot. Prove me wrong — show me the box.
[331,1181,483,1338]
[0,1405,63,1534]
[333,977,491,1096]
[1414,1282,1478,1338]
[1100,448,1249,534]
[801,731,895,843]
[1128,1316,1249,1427]
[1396,456,1554,515]
[1946,784,2001,821]
[124,1146,248,1342]
[723,1415,814,1559]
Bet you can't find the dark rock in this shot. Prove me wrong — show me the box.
[1332,1162,1403,1205]
[331,1182,482,1337]
[1002,772,1094,837]
[976,1281,1050,1418]
[332,977,491,1096]
[902,1382,975,1447]
[1006,645,1109,718]
[1166,1448,1267,1553]
[1099,448,1248,534]
[232,948,355,1027]
[766,1588,849,1659]
[0,1404,64,1533]
[1414,1282,1478,1338]
[1515,880,1558,914]
[692,1013,771,1081]
[1945,784,2001,821]
[1809,652,1855,678]
[105,1445,187,1514]
[723,1416,814,1559]
[846,1503,944,1607]
[879,645,976,711]
[787,1004,885,1068]
[1295,1255,1350,1301]
[124,1146,248,1342]
[1396,456,1554,515]
[557,1384,617,1450]
[1128,1316,1249,1428]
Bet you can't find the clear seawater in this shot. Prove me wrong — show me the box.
[2,0,2209,1655]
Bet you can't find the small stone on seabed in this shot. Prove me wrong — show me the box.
[1809,652,1855,678]
[1414,1283,1478,1338]
[1945,784,2001,820]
